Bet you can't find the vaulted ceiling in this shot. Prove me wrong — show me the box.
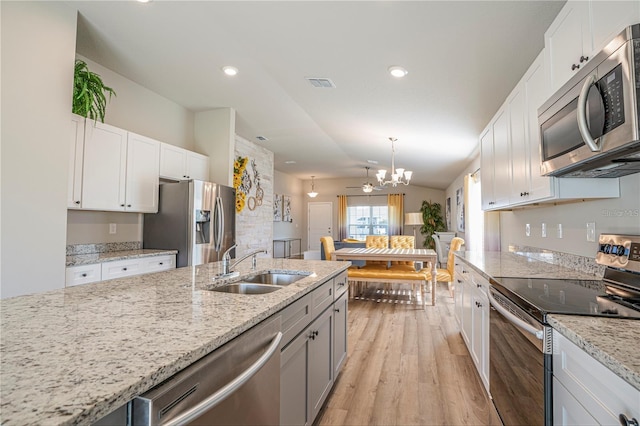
[73,1,565,189]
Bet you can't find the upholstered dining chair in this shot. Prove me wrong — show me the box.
[436,237,465,297]
[360,235,389,270]
[320,235,359,296]
[388,235,416,272]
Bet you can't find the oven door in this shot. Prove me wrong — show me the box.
[539,38,638,177]
[489,287,551,426]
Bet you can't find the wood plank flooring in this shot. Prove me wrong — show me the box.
[315,283,501,426]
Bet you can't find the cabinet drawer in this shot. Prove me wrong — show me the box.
[65,263,102,287]
[333,270,348,299]
[280,292,313,348]
[102,258,144,281]
[141,255,176,273]
[311,279,334,319]
[553,332,640,424]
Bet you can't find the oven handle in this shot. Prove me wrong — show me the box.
[577,74,602,152]
[488,289,544,340]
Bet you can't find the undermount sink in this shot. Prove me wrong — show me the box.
[242,272,308,286]
[211,283,283,295]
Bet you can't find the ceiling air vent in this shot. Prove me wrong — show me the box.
[306,77,336,88]
[256,136,268,141]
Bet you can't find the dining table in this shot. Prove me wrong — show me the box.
[332,247,438,305]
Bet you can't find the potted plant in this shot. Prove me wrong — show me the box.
[72,59,116,122]
[419,200,446,249]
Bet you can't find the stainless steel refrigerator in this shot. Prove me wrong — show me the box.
[143,180,235,267]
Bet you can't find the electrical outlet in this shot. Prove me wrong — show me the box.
[109,223,117,234]
[557,224,563,239]
[541,223,547,238]
[525,224,530,237]
[586,222,596,242]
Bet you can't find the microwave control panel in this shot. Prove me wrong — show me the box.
[598,64,625,134]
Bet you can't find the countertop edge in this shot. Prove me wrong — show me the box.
[66,249,178,267]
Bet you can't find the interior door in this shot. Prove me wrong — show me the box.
[308,202,333,251]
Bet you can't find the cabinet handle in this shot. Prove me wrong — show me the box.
[127,204,131,208]
[159,262,163,265]
[476,283,482,288]
[81,273,87,277]
[619,414,639,426]
[75,201,80,205]
[571,63,580,71]
[120,204,125,207]
[580,55,589,63]
[338,280,345,286]
[123,267,127,271]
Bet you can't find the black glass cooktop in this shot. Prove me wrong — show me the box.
[490,277,640,322]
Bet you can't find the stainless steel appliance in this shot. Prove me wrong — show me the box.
[488,234,640,425]
[143,180,235,267]
[132,317,282,425]
[538,24,640,178]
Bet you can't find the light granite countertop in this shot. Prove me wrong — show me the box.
[456,251,640,392]
[66,249,178,267]
[0,258,350,426]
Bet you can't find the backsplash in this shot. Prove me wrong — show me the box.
[66,241,142,256]
[509,245,605,278]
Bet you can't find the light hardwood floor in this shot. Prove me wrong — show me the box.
[315,283,501,426]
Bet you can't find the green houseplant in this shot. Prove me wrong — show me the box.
[72,59,116,122]
[419,200,447,249]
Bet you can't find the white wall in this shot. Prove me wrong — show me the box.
[500,173,640,257]
[1,2,77,298]
[274,171,304,257]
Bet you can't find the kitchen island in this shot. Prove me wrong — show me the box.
[0,258,350,425]
[455,251,640,392]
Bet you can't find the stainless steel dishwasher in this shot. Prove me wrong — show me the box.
[132,316,282,426]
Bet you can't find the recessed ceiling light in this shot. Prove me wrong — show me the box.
[222,66,238,76]
[284,160,296,164]
[388,66,408,78]
[137,0,152,3]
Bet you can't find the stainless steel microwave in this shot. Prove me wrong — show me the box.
[538,24,640,178]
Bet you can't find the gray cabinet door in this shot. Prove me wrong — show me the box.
[308,307,334,422]
[333,292,348,377]
[281,331,310,426]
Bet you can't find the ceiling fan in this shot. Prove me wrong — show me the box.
[346,167,383,193]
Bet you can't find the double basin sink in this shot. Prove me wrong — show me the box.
[211,272,309,294]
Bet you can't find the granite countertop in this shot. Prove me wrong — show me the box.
[456,251,640,392]
[0,258,350,425]
[66,249,178,267]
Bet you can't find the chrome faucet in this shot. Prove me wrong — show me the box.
[220,245,267,276]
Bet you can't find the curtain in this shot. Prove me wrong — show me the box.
[387,193,404,236]
[337,195,348,241]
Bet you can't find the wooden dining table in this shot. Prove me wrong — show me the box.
[332,247,438,305]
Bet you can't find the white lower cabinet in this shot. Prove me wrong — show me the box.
[552,332,640,425]
[280,271,348,426]
[454,259,490,393]
[64,254,176,287]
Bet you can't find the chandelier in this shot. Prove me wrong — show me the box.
[376,137,413,187]
[307,176,318,198]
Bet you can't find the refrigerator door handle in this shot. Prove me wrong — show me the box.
[214,196,224,252]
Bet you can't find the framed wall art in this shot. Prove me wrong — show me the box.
[274,194,282,222]
[283,195,292,222]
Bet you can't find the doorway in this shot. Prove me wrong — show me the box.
[308,202,333,251]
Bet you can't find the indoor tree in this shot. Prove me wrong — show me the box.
[419,200,446,249]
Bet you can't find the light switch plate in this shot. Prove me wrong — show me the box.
[541,223,547,238]
[109,223,117,234]
[525,224,530,237]
[557,224,563,239]
[586,222,596,242]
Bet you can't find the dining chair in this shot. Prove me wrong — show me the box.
[360,235,389,270]
[436,237,465,297]
[388,235,416,272]
[320,236,359,297]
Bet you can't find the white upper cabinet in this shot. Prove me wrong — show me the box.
[81,121,128,211]
[480,127,495,210]
[160,143,210,182]
[78,120,160,213]
[545,1,591,94]
[68,114,85,209]
[125,132,160,213]
[545,0,640,93]
[507,86,528,205]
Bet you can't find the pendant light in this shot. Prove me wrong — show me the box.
[307,176,318,198]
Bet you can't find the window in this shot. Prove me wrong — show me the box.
[347,205,388,239]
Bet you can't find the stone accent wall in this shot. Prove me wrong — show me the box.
[234,136,274,257]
